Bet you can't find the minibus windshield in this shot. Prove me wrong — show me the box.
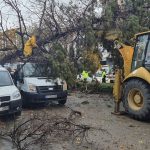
[0,71,13,86]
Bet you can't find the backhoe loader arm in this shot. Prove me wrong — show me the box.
[114,40,134,78]
[112,40,134,114]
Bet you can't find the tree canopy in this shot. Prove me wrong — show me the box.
[0,0,149,86]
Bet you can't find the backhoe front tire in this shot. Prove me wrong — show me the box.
[123,79,150,121]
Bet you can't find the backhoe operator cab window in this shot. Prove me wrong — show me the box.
[145,39,150,64]
[132,33,150,71]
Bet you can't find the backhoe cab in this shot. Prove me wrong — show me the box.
[113,31,150,120]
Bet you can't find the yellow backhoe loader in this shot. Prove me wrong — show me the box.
[113,31,150,120]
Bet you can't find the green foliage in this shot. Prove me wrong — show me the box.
[122,15,141,40]
[46,0,149,90]
[48,43,77,88]
[103,0,119,28]
[76,81,113,93]
[81,26,101,74]
[103,0,149,41]
[85,30,97,48]
[83,51,100,74]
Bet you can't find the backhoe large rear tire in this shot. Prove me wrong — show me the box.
[123,79,150,121]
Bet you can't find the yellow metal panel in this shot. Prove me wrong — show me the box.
[119,45,134,78]
[124,67,150,84]
[113,69,122,102]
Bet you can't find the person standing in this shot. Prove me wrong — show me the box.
[82,70,89,91]
[82,70,89,81]
[102,69,106,83]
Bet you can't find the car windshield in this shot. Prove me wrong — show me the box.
[23,63,51,77]
[0,71,13,86]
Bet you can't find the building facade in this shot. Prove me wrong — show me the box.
[0,28,21,51]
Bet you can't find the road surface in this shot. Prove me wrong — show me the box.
[0,92,150,150]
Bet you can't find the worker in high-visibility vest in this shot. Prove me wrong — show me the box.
[82,70,89,81]
[82,70,89,91]
[102,69,106,83]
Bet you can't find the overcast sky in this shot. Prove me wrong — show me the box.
[0,0,102,30]
[0,0,73,29]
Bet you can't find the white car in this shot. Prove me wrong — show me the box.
[93,76,110,83]
[93,71,110,83]
[0,66,22,115]
[107,73,115,83]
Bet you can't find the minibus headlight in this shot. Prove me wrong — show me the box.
[29,84,37,93]
[12,91,21,99]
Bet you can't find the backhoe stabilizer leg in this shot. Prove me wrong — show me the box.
[111,101,125,115]
[112,69,125,115]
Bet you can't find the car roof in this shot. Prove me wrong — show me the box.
[0,66,8,71]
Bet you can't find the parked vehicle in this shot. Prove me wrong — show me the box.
[93,70,111,83]
[107,73,115,83]
[14,62,67,106]
[0,66,22,116]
